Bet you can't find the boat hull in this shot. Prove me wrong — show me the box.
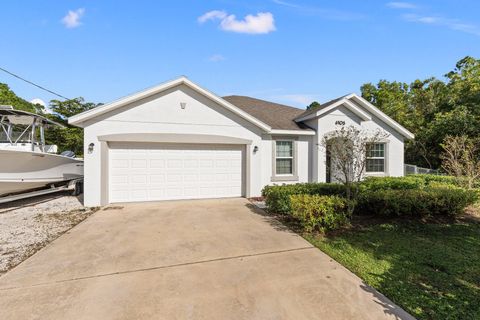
[0,149,83,197]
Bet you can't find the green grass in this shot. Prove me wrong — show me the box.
[306,220,480,320]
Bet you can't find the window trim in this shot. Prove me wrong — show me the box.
[365,142,387,174]
[272,138,299,182]
[275,141,294,175]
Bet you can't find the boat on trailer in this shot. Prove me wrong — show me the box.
[0,105,83,201]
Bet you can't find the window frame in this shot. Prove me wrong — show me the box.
[272,138,298,181]
[365,142,387,174]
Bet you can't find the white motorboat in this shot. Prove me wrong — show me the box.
[0,105,83,197]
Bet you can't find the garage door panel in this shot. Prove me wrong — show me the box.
[199,160,214,168]
[131,159,147,169]
[110,175,128,184]
[165,187,183,198]
[183,160,198,168]
[231,176,242,182]
[131,189,148,201]
[109,143,243,203]
[131,175,148,184]
[183,187,198,197]
[148,160,164,169]
[183,174,198,182]
[149,187,165,199]
[150,175,165,183]
[111,159,129,168]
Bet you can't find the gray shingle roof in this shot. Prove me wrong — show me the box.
[294,95,349,120]
[222,95,308,130]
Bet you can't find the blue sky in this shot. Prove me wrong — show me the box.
[1,1,479,109]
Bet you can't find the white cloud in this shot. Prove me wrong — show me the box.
[61,8,85,28]
[30,98,46,107]
[209,54,226,62]
[271,0,301,9]
[405,15,438,24]
[403,13,480,36]
[221,12,276,34]
[386,2,417,9]
[198,10,276,34]
[30,98,52,113]
[198,10,227,23]
[271,0,365,21]
[386,2,480,37]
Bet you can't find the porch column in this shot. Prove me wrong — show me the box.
[317,134,327,183]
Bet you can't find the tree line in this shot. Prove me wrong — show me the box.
[306,56,480,171]
[360,56,480,169]
[0,83,99,156]
[1,55,479,166]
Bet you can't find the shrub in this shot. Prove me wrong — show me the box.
[262,183,347,214]
[427,181,462,190]
[360,176,425,191]
[412,174,480,188]
[290,194,350,232]
[359,175,479,191]
[355,188,478,217]
[414,174,462,186]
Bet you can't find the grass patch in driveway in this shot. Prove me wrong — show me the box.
[305,219,480,320]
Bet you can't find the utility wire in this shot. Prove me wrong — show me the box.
[0,66,71,100]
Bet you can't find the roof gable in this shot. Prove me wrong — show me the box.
[294,95,348,120]
[294,93,414,139]
[68,77,271,131]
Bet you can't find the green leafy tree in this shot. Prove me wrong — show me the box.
[361,56,480,169]
[307,101,321,110]
[0,83,44,113]
[0,82,101,156]
[445,56,480,114]
[45,98,101,156]
[361,80,412,129]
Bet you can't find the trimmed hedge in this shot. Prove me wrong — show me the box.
[427,181,462,190]
[361,176,425,191]
[262,183,347,214]
[355,188,478,217]
[262,176,478,218]
[414,174,476,188]
[360,174,480,191]
[290,194,350,232]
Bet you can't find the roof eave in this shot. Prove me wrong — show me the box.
[349,94,415,140]
[294,99,347,122]
[269,129,316,136]
[68,77,272,132]
[294,94,415,140]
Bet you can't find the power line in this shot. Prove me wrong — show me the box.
[0,66,70,100]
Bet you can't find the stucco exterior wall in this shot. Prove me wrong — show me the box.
[81,84,310,206]
[79,83,406,206]
[311,103,405,182]
[259,135,312,189]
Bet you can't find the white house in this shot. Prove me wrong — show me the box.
[69,77,414,206]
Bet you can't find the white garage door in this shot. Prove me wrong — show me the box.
[108,142,244,203]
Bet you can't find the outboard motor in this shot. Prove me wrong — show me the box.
[60,150,76,158]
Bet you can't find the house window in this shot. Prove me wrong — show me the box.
[275,140,294,175]
[366,143,385,173]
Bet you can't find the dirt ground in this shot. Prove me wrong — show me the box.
[0,193,97,276]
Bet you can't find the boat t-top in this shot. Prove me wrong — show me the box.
[0,105,84,202]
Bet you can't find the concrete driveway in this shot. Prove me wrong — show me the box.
[0,198,413,320]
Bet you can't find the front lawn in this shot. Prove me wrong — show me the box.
[306,219,480,320]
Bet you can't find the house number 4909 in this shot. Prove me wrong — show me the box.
[335,120,345,125]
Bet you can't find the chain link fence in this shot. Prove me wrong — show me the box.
[404,164,442,175]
